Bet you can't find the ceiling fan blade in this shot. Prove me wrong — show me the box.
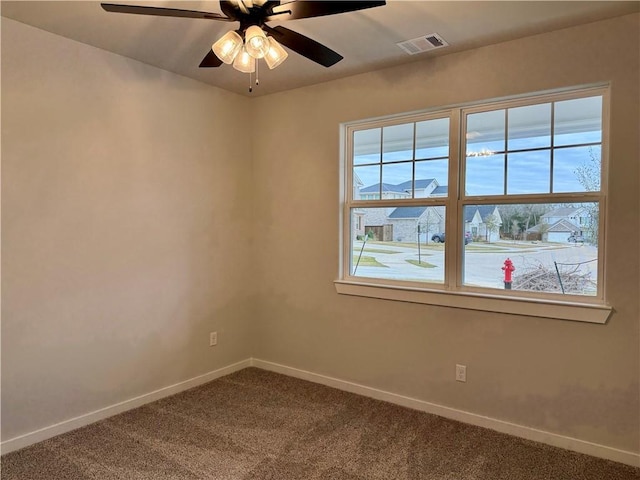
[264,25,342,67]
[101,3,233,21]
[199,50,224,68]
[266,1,385,22]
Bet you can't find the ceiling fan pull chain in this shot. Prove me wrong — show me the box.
[249,70,253,93]
[256,60,260,86]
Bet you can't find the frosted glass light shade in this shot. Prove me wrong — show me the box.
[232,47,256,73]
[212,30,243,64]
[264,37,288,69]
[245,25,269,59]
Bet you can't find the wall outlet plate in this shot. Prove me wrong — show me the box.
[456,364,467,382]
[209,332,218,347]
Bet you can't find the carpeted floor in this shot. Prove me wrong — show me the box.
[1,368,638,479]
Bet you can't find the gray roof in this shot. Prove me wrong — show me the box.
[548,219,580,232]
[360,178,436,194]
[542,207,581,218]
[526,218,580,233]
[464,209,476,223]
[477,205,498,220]
[388,207,428,219]
[360,182,400,193]
[431,186,448,195]
[394,179,436,191]
[465,205,498,223]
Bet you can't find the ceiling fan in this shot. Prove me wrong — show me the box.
[102,1,386,90]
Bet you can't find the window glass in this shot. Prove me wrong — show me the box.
[553,146,601,193]
[415,160,448,197]
[466,154,505,196]
[508,103,551,150]
[554,96,602,146]
[354,165,380,199]
[381,163,413,197]
[416,118,450,159]
[466,110,505,155]
[353,116,450,202]
[351,207,446,284]
[507,150,551,194]
[383,123,414,162]
[353,128,381,165]
[462,202,599,296]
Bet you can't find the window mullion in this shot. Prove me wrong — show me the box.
[447,109,461,290]
[378,128,383,199]
[504,109,509,195]
[550,102,556,193]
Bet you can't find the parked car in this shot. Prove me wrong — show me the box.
[431,232,472,245]
[567,232,584,243]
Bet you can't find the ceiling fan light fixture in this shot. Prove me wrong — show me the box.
[232,46,256,73]
[101,0,388,91]
[244,25,269,59]
[212,30,243,64]
[264,37,288,69]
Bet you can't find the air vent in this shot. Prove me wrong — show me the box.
[397,33,449,55]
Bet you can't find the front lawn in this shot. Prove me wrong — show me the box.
[352,256,387,268]
[406,259,437,268]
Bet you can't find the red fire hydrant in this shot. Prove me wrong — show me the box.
[502,258,515,290]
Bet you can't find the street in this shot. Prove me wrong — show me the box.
[352,240,598,295]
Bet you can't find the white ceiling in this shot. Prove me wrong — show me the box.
[2,1,638,97]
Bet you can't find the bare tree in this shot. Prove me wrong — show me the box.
[511,219,521,241]
[538,222,551,242]
[519,204,548,239]
[574,148,601,245]
[484,213,500,243]
[419,207,444,245]
[574,147,601,192]
[499,204,520,237]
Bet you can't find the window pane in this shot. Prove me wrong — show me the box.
[508,103,551,150]
[354,128,381,165]
[507,150,551,194]
[354,165,380,199]
[554,96,602,147]
[351,207,445,284]
[416,118,449,159]
[466,110,505,155]
[383,123,414,162]
[462,202,599,296]
[466,154,505,196]
[415,160,448,197]
[381,162,412,198]
[553,145,601,193]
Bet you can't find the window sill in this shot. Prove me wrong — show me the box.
[334,280,612,324]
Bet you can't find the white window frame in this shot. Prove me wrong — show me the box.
[336,85,612,324]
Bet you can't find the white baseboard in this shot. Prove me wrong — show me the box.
[0,359,251,455]
[3,358,638,468]
[251,358,640,468]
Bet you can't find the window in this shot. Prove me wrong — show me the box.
[339,86,611,323]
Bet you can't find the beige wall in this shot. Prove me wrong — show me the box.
[1,18,254,440]
[2,12,639,456]
[251,14,639,453]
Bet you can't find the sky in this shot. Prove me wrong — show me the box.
[352,96,602,196]
[354,138,601,196]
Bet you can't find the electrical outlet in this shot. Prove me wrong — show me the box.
[209,331,218,347]
[456,364,467,383]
